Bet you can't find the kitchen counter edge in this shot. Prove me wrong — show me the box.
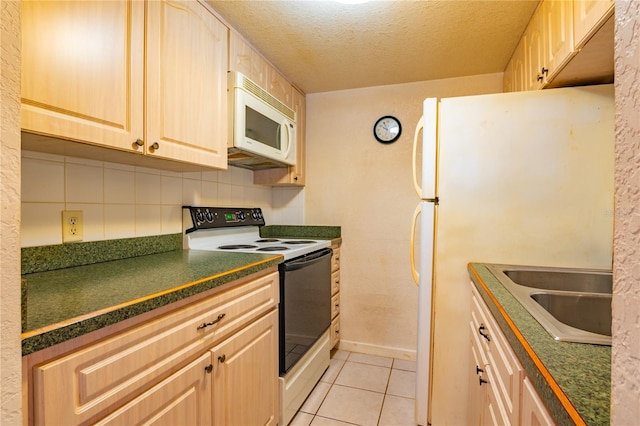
[468,262,610,426]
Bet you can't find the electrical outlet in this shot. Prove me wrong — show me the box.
[62,210,83,243]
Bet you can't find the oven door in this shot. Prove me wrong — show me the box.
[279,248,333,375]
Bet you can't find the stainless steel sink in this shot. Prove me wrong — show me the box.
[486,264,612,345]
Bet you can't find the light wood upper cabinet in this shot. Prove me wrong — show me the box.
[542,0,575,81]
[573,0,614,48]
[229,30,269,90]
[525,7,546,90]
[267,67,293,108]
[21,1,145,152]
[503,0,613,92]
[145,0,228,169]
[22,0,228,170]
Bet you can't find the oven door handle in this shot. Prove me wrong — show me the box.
[283,248,333,271]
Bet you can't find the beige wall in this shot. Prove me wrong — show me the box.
[305,73,503,357]
[1,1,22,423]
[612,1,640,423]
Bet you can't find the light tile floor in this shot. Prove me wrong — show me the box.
[290,350,418,426]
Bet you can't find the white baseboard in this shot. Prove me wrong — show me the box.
[337,339,416,361]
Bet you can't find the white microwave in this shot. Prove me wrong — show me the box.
[228,71,296,170]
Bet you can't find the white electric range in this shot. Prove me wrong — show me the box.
[183,206,332,426]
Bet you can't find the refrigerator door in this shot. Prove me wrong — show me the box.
[427,85,614,425]
[412,200,436,426]
[412,98,438,201]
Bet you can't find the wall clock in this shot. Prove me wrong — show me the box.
[373,115,402,144]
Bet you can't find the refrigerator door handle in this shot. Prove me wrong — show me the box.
[412,116,424,198]
[410,203,421,285]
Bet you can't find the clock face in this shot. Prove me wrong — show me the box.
[374,116,402,143]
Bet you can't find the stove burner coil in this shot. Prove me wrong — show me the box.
[257,246,290,251]
[218,244,258,249]
[282,240,315,244]
[255,239,280,243]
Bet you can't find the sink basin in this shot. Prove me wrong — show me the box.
[530,292,612,336]
[504,269,612,294]
[486,264,612,345]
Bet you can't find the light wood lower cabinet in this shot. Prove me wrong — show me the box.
[94,353,213,426]
[330,244,341,349]
[211,310,278,426]
[469,283,554,425]
[27,271,279,425]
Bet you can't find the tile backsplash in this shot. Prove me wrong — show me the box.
[21,151,304,247]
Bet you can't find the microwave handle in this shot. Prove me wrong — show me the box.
[282,121,292,160]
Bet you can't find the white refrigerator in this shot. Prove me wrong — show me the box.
[410,85,614,425]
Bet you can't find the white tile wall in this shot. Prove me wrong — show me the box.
[21,151,305,247]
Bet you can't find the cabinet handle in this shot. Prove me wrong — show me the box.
[197,313,226,330]
[151,142,160,150]
[476,366,484,375]
[479,377,488,386]
[218,354,226,363]
[478,324,491,342]
[541,67,548,75]
[205,364,213,374]
[134,138,144,147]
[537,74,544,82]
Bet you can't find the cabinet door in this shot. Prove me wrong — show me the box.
[468,323,487,425]
[573,0,614,48]
[95,353,212,426]
[146,0,228,169]
[211,310,279,426]
[543,0,574,79]
[521,377,555,426]
[229,31,269,89]
[267,67,293,108]
[21,0,144,151]
[525,8,546,90]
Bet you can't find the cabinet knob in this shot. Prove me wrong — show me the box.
[151,142,160,150]
[218,354,226,363]
[476,365,484,375]
[541,67,548,75]
[479,377,488,386]
[205,364,213,374]
[134,138,144,147]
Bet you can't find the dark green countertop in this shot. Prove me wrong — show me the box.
[22,250,281,355]
[468,263,610,426]
[21,227,342,356]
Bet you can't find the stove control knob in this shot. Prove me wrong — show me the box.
[195,210,205,223]
[237,211,246,221]
[256,210,263,220]
[204,210,214,222]
[251,210,258,220]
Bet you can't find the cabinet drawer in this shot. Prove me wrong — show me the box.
[470,284,523,425]
[330,316,340,348]
[33,271,278,425]
[331,293,340,319]
[331,247,341,272]
[331,270,340,295]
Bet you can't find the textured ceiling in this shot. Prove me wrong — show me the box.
[207,0,540,93]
